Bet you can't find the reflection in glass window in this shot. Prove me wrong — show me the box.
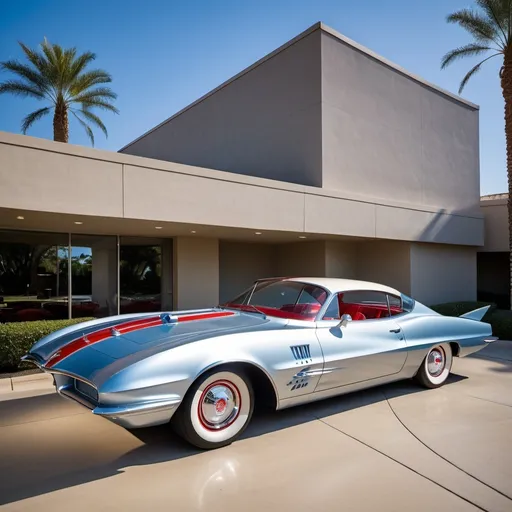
[119,241,161,314]
[388,294,403,316]
[401,294,415,312]
[334,290,390,321]
[0,230,68,322]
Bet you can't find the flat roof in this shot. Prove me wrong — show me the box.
[481,193,507,201]
[120,21,479,152]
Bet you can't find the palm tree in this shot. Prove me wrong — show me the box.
[0,38,118,145]
[442,0,512,309]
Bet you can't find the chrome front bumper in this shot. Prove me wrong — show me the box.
[22,353,182,429]
[92,398,181,428]
[58,384,181,429]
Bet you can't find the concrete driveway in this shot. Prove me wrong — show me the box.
[0,342,511,512]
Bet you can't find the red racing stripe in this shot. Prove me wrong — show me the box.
[177,311,235,322]
[45,316,162,368]
[44,311,235,368]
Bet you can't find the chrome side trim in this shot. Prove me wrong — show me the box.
[21,353,44,368]
[92,397,181,417]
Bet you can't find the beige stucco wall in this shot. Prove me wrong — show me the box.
[121,30,323,187]
[410,243,477,304]
[219,242,277,303]
[320,31,480,213]
[324,241,358,278]
[0,141,123,218]
[356,241,412,294]
[480,199,508,252]
[0,132,484,247]
[275,241,327,277]
[173,237,219,309]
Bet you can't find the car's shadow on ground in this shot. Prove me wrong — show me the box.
[0,374,468,505]
[468,340,512,373]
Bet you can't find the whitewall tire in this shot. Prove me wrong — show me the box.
[415,343,453,389]
[173,368,254,449]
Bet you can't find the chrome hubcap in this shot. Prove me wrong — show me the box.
[199,381,240,430]
[427,348,445,377]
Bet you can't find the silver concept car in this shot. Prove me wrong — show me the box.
[23,277,497,449]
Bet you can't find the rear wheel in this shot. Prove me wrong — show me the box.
[414,343,453,389]
[172,368,254,450]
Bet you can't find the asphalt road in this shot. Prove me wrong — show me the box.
[0,342,511,512]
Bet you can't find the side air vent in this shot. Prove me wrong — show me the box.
[290,345,312,362]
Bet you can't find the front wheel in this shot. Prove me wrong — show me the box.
[172,368,254,450]
[414,343,453,389]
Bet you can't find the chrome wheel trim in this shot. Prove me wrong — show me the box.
[427,348,445,377]
[199,381,240,431]
[423,344,453,386]
[190,371,251,444]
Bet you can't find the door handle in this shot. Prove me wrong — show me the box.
[389,328,401,333]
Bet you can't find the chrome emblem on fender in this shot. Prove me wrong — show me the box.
[287,367,310,390]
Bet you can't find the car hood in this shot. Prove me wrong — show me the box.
[26,309,280,384]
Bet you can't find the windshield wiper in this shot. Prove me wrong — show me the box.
[222,303,266,317]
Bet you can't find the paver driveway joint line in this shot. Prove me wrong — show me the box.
[467,395,512,409]
[314,416,489,512]
[477,355,512,363]
[382,390,512,503]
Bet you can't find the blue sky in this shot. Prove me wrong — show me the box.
[0,0,506,195]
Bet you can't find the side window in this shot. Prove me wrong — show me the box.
[401,294,415,312]
[387,294,404,316]
[323,294,340,320]
[339,290,390,320]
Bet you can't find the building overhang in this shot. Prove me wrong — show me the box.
[0,131,484,246]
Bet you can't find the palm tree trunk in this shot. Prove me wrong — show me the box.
[501,55,512,310]
[53,99,68,143]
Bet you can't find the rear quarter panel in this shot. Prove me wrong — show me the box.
[396,312,492,376]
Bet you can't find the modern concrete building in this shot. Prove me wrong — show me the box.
[0,22,485,322]
[478,194,509,308]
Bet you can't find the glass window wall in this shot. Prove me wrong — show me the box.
[0,230,171,323]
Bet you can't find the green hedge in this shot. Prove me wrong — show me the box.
[429,301,496,319]
[430,301,512,340]
[0,318,95,372]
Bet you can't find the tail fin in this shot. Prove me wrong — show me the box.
[460,305,491,321]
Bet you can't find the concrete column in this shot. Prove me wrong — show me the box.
[173,237,219,310]
[410,243,477,305]
[160,239,173,310]
[91,238,118,314]
[356,240,412,294]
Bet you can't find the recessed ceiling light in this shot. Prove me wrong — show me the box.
[191,230,197,234]
[74,221,83,225]
[255,232,262,235]
[155,226,163,230]
[16,216,24,220]
[299,236,307,239]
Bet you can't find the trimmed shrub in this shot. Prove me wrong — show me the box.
[429,301,496,319]
[485,309,512,341]
[0,318,95,372]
